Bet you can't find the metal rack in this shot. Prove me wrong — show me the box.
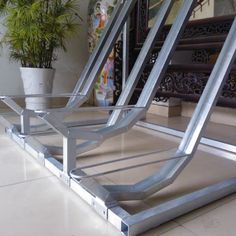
[1,0,236,235]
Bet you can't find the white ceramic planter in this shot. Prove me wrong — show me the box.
[20,67,55,110]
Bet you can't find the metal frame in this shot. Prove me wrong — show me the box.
[0,0,178,168]
[1,0,236,235]
[122,16,130,90]
[0,0,138,133]
[34,0,183,175]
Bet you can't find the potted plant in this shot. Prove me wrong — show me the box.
[0,0,80,110]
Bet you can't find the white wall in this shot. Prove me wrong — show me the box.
[0,0,89,95]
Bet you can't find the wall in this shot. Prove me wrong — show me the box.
[215,0,236,16]
[0,0,89,95]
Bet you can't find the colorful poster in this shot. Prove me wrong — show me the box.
[88,0,117,106]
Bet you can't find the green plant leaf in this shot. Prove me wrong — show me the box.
[0,0,81,68]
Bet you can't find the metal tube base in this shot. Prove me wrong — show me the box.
[123,177,236,236]
[1,116,236,236]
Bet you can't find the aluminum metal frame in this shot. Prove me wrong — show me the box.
[101,14,236,201]
[0,0,137,134]
[30,0,173,132]
[1,1,236,235]
[1,0,199,193]
[0,0,175,141]
[122,17,130,90]
[2,119,236,236]
[108,0,175,125]
[32,0,191,169]
[50,10,236,235]
[5,0,177,174]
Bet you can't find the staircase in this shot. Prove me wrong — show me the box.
[114,2,236,108]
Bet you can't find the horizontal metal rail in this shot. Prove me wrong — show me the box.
[137,121,236,154]
[35,105,145,114]
[2,116,236,236]
[72,148,178,171]
[123,177,236,236]
[39,107,146,140]
[0,93,83,98]
[2,2,236,235]
[70,149,187,180]
[21,118,108,136]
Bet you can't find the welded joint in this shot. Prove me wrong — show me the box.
[91,198,109,219]
[59,172,71,186]
[67,94,89,109]
[5,127,13,138]
[38,152,46,166]
[11,130,25,149]
[20,110,32,135]
[20,109,36,116]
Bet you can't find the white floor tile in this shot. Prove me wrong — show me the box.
[160,226,196,236]
[0,139,52,187]
[180,197,236,236]
[141,221,179,235]
[1,112,236,236]
[0,176,121,236]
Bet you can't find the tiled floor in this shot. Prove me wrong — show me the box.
[146,113,236,145]
[1,112,236,236]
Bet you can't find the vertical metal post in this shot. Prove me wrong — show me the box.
[20,110,30,135]
[121,13,130,119]
[63,137,76,174]
[122,17,130,90]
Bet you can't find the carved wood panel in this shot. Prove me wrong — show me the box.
[113,0,236,107]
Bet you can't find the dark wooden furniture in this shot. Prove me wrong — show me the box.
[114,0,236,108]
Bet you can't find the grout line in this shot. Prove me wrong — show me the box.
[0,175,54,189]
[170,220,196,235]
[176,223,198,236]
[151,222,180,235]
